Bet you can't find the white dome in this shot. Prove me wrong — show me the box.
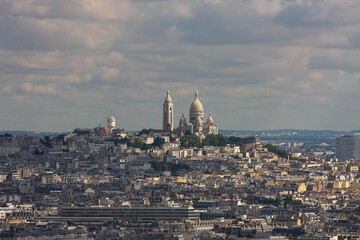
[190,90,204,113]
[108,115,115,121]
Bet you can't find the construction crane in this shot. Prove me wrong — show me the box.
[212,193,235,213]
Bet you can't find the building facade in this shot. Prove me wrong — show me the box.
[59,206,200,223]
[336,135,360,160]
[0,144,20,156]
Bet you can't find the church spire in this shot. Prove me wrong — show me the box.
[164,89,172,103]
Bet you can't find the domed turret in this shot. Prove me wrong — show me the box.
[207,112,214,124]
[179,112,186,126]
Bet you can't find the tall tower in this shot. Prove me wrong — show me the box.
[163,90,173,131]
[107,115,116,134]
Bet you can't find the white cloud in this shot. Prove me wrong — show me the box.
[0,0,359,131]
[21,83,57,95]
[175,4,194,19]
[251,0,289,17]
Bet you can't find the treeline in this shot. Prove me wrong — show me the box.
[180,134,248,148]
[244,195,302,206]
[110,133,255,149]
[111,137,165,150]
[0,133,12,138]
[263,144,289,158]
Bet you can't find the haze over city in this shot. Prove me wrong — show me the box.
[0,0,359,132]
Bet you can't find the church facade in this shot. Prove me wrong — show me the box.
[163,90,218,137]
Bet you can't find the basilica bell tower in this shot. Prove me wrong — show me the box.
[163,90,173,131]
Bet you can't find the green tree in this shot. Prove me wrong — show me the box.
[129,139,151,150]
[33,148,44,155]
[263,144,289,159]
[41,136,52,148]
[132,140,144,149]
[228,136,244,146]
[124,138,134,147]
[56,134,65,141]
[153,137,165,148]
[56,134,66,144]
[284,195,302,205]
[138,129,153,135]
[180,135,201,147]
[171,163,191,173]
[139,129,149,135]
[141,144,152,150]
[202,134,228,146]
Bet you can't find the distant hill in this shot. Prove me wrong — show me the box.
[1,129,359,137]
[220,129,360,137]
[0,130,68,136]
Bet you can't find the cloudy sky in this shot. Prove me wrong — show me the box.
[0,0,359,132]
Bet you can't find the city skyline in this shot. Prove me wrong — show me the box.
[0,0,359,132]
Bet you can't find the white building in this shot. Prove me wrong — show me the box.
[163,90,218,137]
[107,115,116,134]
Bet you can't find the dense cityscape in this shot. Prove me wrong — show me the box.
[0,91,359,239]
[1,1,360,239]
